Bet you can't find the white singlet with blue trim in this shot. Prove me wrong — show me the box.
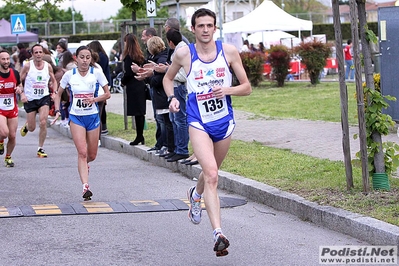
[24,61,50,101]
[186,40,235,142]
[60,67,108,116]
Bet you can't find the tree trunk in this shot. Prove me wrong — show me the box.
[350,0,370,193]
[332,0,353,190]
[357,1,385,174]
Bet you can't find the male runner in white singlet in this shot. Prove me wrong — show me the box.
[19,44,57,157]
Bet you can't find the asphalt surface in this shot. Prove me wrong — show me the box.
[0,93,397,265]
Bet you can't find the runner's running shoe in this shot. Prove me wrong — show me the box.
[213,233,230,257]
[37,148,48,158]
[187,186,202,224]
[0,142,4,155]
[82,183,93,201]
[20,123,28,137]
[4,156,14,168]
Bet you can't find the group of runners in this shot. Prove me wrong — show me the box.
[0,8,251,257]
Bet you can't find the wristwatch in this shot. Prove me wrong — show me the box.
[167,95,176,102]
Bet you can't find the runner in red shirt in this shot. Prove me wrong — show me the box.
[0,50,23,167]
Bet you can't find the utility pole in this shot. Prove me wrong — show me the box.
[71,0,76,35]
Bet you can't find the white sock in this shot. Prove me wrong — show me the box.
[213,228,222,241]
[193,187,202,201]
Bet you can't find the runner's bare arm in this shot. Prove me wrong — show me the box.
[51,85,64,125]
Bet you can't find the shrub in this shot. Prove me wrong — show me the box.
[294,41,332,85]
[268,45,291,87]
[240,51,266,87]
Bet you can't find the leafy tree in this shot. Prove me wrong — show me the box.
[275,0,328,23]
[112,4,169,20]
[0,3,38,21]
[0,2,84,37]
[2,0,87,35]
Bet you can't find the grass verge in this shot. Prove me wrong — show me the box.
[106,81,399,226]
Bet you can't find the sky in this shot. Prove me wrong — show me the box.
[59,0,123,21]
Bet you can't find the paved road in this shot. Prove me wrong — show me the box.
[0,112,374,265]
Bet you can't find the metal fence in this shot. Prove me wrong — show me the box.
[27,18,167,37]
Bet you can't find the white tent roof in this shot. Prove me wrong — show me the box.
[222,1,313,34]
[247,31,295,46]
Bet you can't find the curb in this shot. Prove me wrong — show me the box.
[20,109,399,248]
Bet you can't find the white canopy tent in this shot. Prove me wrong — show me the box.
[247,31,299,48]
[222,1,312,36]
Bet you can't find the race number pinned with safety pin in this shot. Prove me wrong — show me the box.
[0,93,14,110]
[72,93,96,115]
[196,91,228,124]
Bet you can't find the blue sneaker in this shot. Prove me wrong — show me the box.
[187,186,202,224]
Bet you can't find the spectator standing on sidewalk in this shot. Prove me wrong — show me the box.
[17,43,31,67]
[51,46,111,200]
[55,41,68,67]
[134,28,164,153]
[137,36,175,157]
[163,17,196,163]
[87,41,111,136]
[344,39,354,80]
[121,33,147,146]
[19,44,57,158]
[156,29,189,162]
[0,50,23,167]
[164,18,190,45]
[163,8,251,257]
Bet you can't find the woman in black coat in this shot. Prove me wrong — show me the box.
[121,33,147,145]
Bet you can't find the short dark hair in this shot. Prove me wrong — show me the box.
[145,27,157,37]
[191,8,216,27]
[31,43,44,51]
[166,29,182,46]
[0,49,10,56]
[17,43,25,50]
[347,39,352,45]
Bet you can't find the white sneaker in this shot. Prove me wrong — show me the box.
[187,186,202,224]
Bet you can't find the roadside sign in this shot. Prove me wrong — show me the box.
[11,14,27,34]
[146,0,157,17]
